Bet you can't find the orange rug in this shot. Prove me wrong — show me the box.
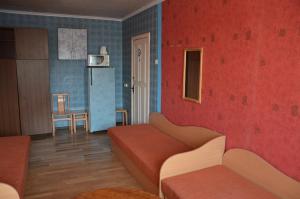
[74,188,160,199]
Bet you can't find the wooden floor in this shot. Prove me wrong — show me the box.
[24,129,141,199]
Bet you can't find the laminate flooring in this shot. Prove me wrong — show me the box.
[24,129,141,199]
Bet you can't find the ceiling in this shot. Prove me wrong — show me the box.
[0,0,160,20]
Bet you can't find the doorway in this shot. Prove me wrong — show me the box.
[131,33,150,124]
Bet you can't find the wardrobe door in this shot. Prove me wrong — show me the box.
[17,60,51,135]
[15,28,48,60]
[0,28,16,59]
[0,60,21,136]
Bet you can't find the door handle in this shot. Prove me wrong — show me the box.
[131,85,134,93]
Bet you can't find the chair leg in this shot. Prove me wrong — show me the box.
[52,120,56,136]
[122,112,125,126]
[68,119,71,132]
[70,119,73,134]
[85,118,89,133]
[73,119,77,134]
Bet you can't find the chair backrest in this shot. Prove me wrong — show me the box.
[51,93,70,114]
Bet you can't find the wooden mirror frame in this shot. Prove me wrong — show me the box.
[182,48,203,103]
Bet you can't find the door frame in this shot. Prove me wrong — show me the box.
[131,32,151,124]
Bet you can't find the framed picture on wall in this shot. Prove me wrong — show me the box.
[58,28,87,60]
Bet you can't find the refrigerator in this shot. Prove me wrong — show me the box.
[88,67,116,132]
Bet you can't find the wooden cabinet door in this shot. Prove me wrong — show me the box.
[0,59,21,136]
[0,28,16,59]
[17,60,51,135]
[15,28,48,60]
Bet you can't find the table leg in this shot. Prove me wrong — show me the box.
[125,111,128,125]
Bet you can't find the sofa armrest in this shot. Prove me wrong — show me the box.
[0,183,20,199]
[159,136,226,198]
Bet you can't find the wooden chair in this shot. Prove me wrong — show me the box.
[116,109,128,126]
[51,93,73,136]
[72,112,89,133]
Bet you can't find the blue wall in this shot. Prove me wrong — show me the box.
[0,13,123,113]
[122,6,159,121]
[0,6,161,126]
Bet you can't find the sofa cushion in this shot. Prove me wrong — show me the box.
[108,125,191,185]
[162,165,278,199]
[0,136,31,199]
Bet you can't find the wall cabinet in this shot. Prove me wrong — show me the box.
[0,27,51,136]
[15,28,48,59]
[0,28,16,59]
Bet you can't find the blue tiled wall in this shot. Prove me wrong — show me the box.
[0,6,160,126]
[122,6,158,122]
[0,13,123,117]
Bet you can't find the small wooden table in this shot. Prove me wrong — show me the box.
[116,109,128,126]
[74,188,159,199]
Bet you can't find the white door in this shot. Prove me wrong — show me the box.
[131,33,150,124]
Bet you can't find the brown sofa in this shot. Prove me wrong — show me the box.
[108,112,226,195]
[0,136,31,199]
[161,149,300,199]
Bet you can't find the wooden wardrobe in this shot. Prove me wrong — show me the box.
[0,27,51,136]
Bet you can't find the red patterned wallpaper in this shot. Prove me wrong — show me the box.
[162,0,300,180]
